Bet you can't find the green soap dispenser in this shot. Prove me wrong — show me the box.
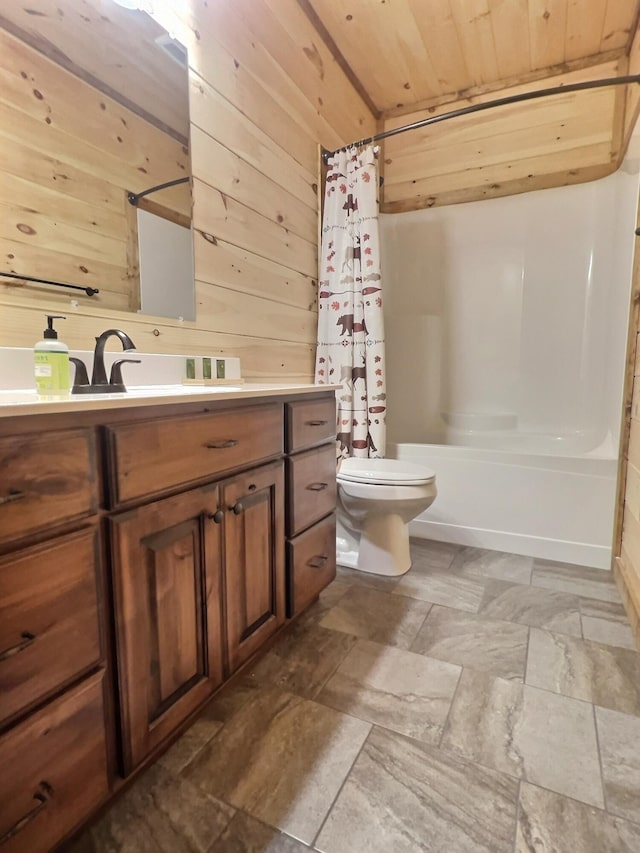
[34,315,70,395]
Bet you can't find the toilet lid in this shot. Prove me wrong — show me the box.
[337,457,435,486]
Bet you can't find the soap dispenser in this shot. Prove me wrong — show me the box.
[34,315,70,395]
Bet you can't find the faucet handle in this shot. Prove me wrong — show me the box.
[69,357,90,394]
[109,359,141,391]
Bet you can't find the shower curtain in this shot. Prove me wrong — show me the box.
[315,145,386,458]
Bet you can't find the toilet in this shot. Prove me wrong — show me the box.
[336,457,437,577]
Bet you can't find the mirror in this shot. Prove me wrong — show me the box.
[0,0,194,319]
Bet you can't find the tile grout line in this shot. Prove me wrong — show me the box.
[204,807,237,853]
[592,702,609,815]
[512,779,522,853]
[310,632,360,701]
[436,663,464,749]
[309,724,373,851]
[523,625,531,686]
[407,602,434,651]
[519,778,640,827]
[208,810,311,852]
[435,710,628,821]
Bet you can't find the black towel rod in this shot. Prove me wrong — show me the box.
[0,271,99,297]
[322,74,640,163]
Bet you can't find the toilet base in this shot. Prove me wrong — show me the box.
[336,513,412,577]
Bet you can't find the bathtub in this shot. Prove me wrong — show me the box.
[389,434,619,569]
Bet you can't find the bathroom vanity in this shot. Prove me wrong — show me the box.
[0,385,336,852]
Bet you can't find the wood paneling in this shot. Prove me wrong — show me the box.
[193,237,317,312]
[0,0,374,383]
[0,27,189,308]
[624,23,640,157]
[0,0,189,141]
[380,62,622,211]
[307,0,639,114]
[4,0,637,376]
[613,179,640,651]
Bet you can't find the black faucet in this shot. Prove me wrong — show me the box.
[71,329,139,394]
[91,329,137,385]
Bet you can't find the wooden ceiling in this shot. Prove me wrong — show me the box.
[304,0,640,117]
[0,0,189,142]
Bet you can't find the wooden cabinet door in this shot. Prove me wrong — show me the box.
[223,460,285,673]
[110,484,224,773]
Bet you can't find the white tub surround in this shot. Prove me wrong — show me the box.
[391,442,616,569]
[381,141,640,570]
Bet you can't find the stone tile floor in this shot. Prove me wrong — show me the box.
[71,541,640,853]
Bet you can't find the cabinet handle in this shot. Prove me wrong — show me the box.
[307,554,329,568]
[208,510,224,524]
[0,783,51,844]
[307,419,328,426]
[205,439,239,449]
[307,482,328,491]
[0,489,26,507]
[230,501,244,515]
[0,631,36,662]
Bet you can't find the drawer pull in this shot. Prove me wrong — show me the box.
[307,482,329,491]
[205,439,239,449]
[0,488,26,506]
[231,501,244,515]
[0,631,36,662]
[307,419,329,426]
[307,554,329,569]
[208,510,224,524]
[0,782,52,844]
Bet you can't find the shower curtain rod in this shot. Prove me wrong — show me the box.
[322,74,640,164]
[127,177,190,207]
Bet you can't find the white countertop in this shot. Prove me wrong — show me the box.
[0,383,338,418]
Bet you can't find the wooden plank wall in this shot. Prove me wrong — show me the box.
[0,28,190,312]
[615,327,640,648]
[612,28,640,648]
[379,61,625,212]
[0,0,375,382]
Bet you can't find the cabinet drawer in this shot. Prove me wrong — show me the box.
[107,403,283,505]
[0,429,97,546]
[0,528,103,728]
[286,396,335,453]
[287,443,337,536]
[287,514,336,617]
[0,671,109,853]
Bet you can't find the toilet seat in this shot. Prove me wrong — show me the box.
[338,457,435,486]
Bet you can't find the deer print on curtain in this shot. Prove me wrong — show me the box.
[315,145,386,458]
